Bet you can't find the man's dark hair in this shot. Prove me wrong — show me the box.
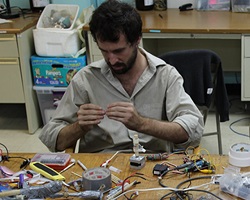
[89,0,142,45]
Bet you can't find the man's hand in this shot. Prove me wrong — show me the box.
[106,102,143,130]
[77,104,106,131]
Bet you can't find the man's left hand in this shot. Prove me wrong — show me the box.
[106,102,143,130]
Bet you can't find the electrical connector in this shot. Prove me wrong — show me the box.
[153,164,169,176]
[199,169,215,174]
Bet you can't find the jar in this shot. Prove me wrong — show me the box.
[135,0,154,11]
[154,0,167,11]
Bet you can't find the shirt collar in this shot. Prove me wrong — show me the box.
[88,47,167,75]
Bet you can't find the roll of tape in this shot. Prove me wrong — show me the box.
[82,167,112,191]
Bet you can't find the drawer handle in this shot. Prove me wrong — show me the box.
[0,58,18,65]
[0,35,16,41]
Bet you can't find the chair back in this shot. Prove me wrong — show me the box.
[159,49,228,124]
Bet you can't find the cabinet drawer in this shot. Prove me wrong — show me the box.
[0,58,24,103]
[89,35,102,56]
[0,34,19,58]
[244,36,250,57]
[242,58,250,100]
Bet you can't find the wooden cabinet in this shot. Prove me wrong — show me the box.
[0,17,41,133]
[0,34,24,103]
[86,32,103,63]
[242,35,250,101]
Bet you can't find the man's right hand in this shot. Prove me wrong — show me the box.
[77,104,106,130]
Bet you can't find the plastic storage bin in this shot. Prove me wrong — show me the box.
[196,0,230,10]
[33,29,81,57]
[36,4,79,30]
[231,0,250,12]
[33,4,81,57]
[34,86,66,126]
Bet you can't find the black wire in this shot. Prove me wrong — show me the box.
[158,168,186,188]
[175,192,185,200]
[122,174,147,200]
[0,142,30,168]
[175,175,212,189]
[186,189,223,200]
[0,142,9,159]
[0,142,9,153]
[185,172,192,188]
[8,156,29,161]
[160,190,193,200]
[161,175,222,200]
[229,117,250,137]
[159,191,176,200]
[159,174,169,187]
[158,176,210,200]
[175,175,223,200]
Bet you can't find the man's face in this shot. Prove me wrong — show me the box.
[97,34,138,75]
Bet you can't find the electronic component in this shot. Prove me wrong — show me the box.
[146,153,168,161]
[130,134,146,169]
[153,164,169,176]
[130,155,145,169]
[29,162,65,181]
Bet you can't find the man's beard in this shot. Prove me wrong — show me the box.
[107,47,137,75]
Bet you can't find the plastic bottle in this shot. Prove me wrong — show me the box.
[135,0,154,11]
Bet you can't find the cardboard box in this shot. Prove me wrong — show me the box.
[31,55,86,86]
[33,86,66,125]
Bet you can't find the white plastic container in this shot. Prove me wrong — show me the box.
[37,4,79,31]
[33,4,81,57]
[33,28,81,57]
[33,86,66,125]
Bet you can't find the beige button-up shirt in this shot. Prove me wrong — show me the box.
[39,48,204,153]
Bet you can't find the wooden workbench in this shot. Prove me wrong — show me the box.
[1,152,249,199]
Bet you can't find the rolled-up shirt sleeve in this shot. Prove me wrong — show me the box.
[39,78,87,152]
[165,67,204,149]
